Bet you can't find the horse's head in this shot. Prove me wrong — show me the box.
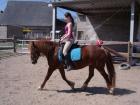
[30,41,40,64]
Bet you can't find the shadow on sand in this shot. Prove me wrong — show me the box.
[56,87,136,96]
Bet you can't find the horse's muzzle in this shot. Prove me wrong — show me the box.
[32,60,37,64]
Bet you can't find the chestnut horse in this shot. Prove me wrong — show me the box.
[29,40,116,94]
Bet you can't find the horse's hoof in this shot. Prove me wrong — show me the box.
[81,84,88,90]
[70,82,75,90]
[109,88,114,95]
[38,86,43,90]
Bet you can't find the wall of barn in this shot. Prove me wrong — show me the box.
[77,14,98,40]
[7,26,52,39]
[7,26,24,39]
[77,11,132,52]
[0,26,7,39]
[77,12,130,41]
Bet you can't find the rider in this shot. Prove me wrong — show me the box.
[60,12,75,71]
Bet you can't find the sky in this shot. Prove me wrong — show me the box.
[0,0,7,11]
[0,0,77,19]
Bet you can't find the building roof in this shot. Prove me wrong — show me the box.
[52,0,140,14]
[0,1,53,26]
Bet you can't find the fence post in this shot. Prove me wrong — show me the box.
[128,41,133,65]
[13,35,16,53]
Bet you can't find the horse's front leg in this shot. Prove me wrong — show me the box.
[82,65,94,90]
[38,67,55,90]
[59,68,75,90]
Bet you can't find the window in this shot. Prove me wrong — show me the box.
[78,31,84,40]
[79,14,86,22]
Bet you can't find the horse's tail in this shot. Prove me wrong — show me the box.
[105,50,116,88]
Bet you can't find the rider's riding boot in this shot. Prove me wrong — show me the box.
[64,55,72,71]
[62,54,67,69]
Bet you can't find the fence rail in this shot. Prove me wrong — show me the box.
[0,38,14,42]
[0,37,16,52]
[76,40,129,45]
[0,38,140,64]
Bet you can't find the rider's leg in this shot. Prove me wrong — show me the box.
[63,41,72,56]
[63,41,73,70]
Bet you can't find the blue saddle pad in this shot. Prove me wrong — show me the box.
[70,48,81,61]
[58,47,81,62]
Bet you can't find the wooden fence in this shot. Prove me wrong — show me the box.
[0,38,140,65]
[0,37,16,52]
[0,37,37,53]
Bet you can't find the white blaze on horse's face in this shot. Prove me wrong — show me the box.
[30,42,40,64]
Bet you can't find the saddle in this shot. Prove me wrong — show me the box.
[58,42,82,63]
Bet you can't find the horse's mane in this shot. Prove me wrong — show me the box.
[30,40,59,53]
[40,40,58,47]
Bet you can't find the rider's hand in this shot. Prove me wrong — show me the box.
[60,37,62,42]
[60,36,64,42]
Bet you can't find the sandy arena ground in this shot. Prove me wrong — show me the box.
[0,54,140,105]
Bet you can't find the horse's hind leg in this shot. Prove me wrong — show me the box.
[38,67,55,90]
[81,65,94,90]
[97,68,112,92]
[59,68,75,90]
